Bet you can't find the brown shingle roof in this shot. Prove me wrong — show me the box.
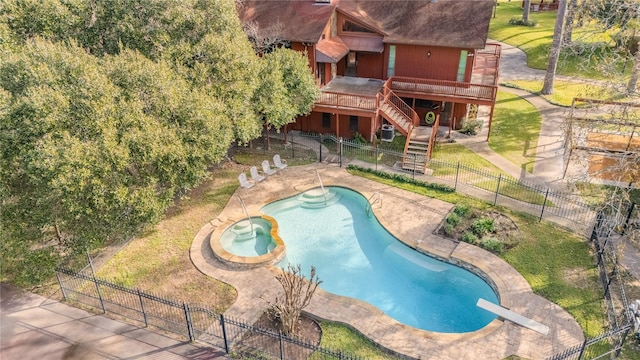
[237,1,335,43]
[238,0,494,49]
[336,0,494,49]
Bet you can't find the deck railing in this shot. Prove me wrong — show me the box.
[316,91,378,111]
[388,76,497,102]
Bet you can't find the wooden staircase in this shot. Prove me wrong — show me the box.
[377,89,433,173]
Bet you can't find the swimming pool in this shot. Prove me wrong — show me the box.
[261,186,499,333]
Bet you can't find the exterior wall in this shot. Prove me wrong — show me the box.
[356,52,384,79]
[289,112,374,140]
[387,44,472,82]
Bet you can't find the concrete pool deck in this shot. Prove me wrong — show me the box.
[189,163,584,359]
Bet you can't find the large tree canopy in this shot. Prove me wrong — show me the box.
[0,0,314,286]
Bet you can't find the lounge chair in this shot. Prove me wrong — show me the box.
[262,160,277,176]
[250,166,265,182]
[238,172,255,189]
[273,154,288,170]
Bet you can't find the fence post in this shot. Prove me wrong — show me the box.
[339,138,343,167]
[616,327,631,356]
[87,252,106,313]
[493,174,502,206]
[183,303,195,342]
[319,134,323,162]
[539,188,550,222]
[279,332,285,360]
[55,271,68,301]
[220,314,229,354]
[138,289,148,327]
[454,161,460,190]
[576,338,588,360]
[375,147,378,171]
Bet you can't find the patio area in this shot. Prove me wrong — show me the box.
[189,162,583,359]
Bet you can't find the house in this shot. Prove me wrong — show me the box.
[238,0,501,172]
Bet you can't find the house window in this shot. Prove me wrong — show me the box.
[322,113,331,128]
[349,116,358,132]
[343,20,374,33]
[388,45,396,77]
[457,50,468,82]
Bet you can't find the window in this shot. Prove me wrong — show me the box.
[317,63,325,85]
[322,113,331,128]
[387,45,396,77]
[457,50,468,82]
[349,116,358,132]
[343,20,374,33]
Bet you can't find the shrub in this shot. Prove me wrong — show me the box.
[480,238,504,254]
[346,165,455,193]
[471,218,495,237]
[508,18,537,27]
[352,132,367,144]
[446,213,461,226]
[443,223,455,236]
[461,232,478,244]
[453,203,470,217]
[458,119,482,135]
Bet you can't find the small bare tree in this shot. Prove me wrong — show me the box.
[271,264,322,336]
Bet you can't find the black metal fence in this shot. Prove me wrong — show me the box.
[56,267,367,360]
[266,131,599,231]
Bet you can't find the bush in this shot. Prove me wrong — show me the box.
[352,132,367,144]
[471,218,495,237]
[461,232,478,244]
[346,165,455,193]
[480,238,504,254]
[443,223,455,236]
[453,203,470,217]
[446,213,461,226]
[458,119,482,135]
[508,18,537,27]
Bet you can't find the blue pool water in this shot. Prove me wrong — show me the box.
[260,186,499,333]
[220,217,276,257]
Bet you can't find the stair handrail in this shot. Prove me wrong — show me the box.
[365,192,382,217]
[383,90,419,130]
[236,195,254,233]
[314,170,327,205]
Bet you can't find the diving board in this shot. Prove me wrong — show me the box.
[477,298,549,335]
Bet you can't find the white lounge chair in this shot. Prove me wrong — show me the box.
[273,154,288,170]
[238,172,255,189]
[262,160,277,176]
[250,166,265,182]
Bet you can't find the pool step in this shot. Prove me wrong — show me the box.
[298,189,341,208]
[232,220,267,241]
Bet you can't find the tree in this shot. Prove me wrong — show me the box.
[522,0,531,23]
[541,0,568,95]
[629,39,640,94]
[562,0,579,46]
[271,264,322,336]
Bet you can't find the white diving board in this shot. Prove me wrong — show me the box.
[477,298,550,335]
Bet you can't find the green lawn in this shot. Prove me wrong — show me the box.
[489,0,630,80]
[503,80,636,107]
[489,91,542,173]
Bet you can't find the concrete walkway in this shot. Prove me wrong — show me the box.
[0,283,228,360]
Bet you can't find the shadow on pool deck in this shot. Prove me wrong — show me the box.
[189,163,584,360]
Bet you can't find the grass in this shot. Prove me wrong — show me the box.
[489,91,542,173]
[503,80,634,107]
[431,143,507,175]
[502,214,605,337]
[312,322,400,360]
[96,168,240,313]
[489,0,630,80]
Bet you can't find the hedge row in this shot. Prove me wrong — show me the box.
[347,165,455,193]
